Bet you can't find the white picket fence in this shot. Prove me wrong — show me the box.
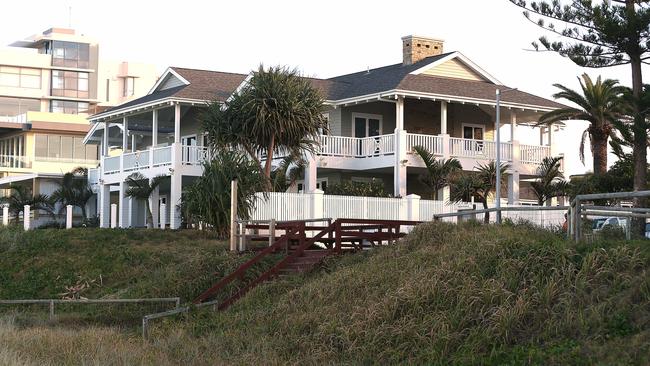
[246,191,565,228]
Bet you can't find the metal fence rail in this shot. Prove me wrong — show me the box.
[0,297,181,321]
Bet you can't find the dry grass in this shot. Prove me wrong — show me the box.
[1,222,649,365]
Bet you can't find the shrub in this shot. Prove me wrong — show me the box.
[325,179,390,197]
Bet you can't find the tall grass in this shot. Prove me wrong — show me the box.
[1,222,648,365]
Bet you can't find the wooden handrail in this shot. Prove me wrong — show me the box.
[192,226,297,304]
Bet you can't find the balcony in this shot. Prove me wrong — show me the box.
[101,144,210,177]
[0,155,30,169]
[315,133,552,168]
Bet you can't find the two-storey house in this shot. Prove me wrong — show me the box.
[85,35,564,229]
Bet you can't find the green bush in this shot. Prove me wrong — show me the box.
[325,179,390,197]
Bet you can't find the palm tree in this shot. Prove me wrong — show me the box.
[412,145,462,200]
[270,155,305,192]
[203,65,328,188]
[51,167,94,218]
[450,161,508,223]
[124,173,166,228]
[530,157,567,206]
[0,184,54,222]
[539,74,625,175]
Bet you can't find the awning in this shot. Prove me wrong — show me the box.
[0,173,63,188]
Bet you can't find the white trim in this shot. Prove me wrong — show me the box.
[181,134,198,145]
[83,122,125,145]
[461,123,486,140]
[408,51,502,85]
[88,97,208,122]
[226,72,254,103]
[351,113,383,137]
[147,67,190,95]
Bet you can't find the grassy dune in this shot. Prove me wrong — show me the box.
[1,222,649,365]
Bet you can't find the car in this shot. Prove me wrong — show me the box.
[594,217,628,233]
[645,223,650,239]
[592,218,607,232]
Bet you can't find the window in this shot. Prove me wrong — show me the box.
[462,125,485,140]
[51,41,90,69]
[352,113,382,138]
[320,112,330,135]
[34,134,98,161]
[123,77,135,97]
[51,71,89,98]
[50,100,89,115]
[0,66,41,89]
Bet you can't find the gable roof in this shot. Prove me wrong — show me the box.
[94,67,247,118]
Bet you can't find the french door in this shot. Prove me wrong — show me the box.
[353,114,382,156]
[462,124,485,154]
[182,135,197,163]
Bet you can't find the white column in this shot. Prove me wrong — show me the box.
[110,203,118,228]
[395,96,404,130]
[160,203,167,229]
[394,129,407,197]
[150,180,159,229]
[394,97,407,197]
[170,173,182,229]
[66,205,73,229]
[152,109,158,147]
[440,101,447,135]
[547,124,553,147]
[510,110,517,142]
[103,121,109,156]
[539,127,544,146]
[507,171,520,205]
[304,153,317,193]
[118,181,129,228]
[174,103,181,143]
[131,134,136,152]
[2,206,8,226]
[99,184,111,228]
[122,117,129,151]
[310,189,324,219]
[23,205,30,231]
[406,194,420,221]
[437,186,450,202]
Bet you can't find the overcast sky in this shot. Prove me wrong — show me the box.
[2,0,647,176]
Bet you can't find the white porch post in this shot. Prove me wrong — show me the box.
[99,184,111,228]
[110,203,118,228]
[394,96,407,197]
[406,194,420,221]
[174,103,181,143]
[510,110,517,142]
[152,109,158,147]
[150,178,160,229]
[23,205,30,231]
[310,189,324,219]
[304,153,317,192]
[169,145,182,229]
[66,205,73,229]
[507,171,520,205]
[122,117,129,151]
[103,121,109,156]
[118,181,129,228]
[440,101,447,135]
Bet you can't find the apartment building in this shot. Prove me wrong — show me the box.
[85,35,566,229]
[0,27,158,218]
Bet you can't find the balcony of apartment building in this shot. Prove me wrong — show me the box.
[87,103,210,186]
[314,98,557,173]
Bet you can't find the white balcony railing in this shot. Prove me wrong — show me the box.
[0,155,30,168]
[123,150,150,172]
[406,133,443,156]
[318,134,395,158]
[450,138,513,162]
[153,146,173,167]
[520,144,551,164]
[182,146,210,165]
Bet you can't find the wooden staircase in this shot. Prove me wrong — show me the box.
[193,219,420,310]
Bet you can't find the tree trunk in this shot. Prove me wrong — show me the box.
[482,199,489,224]
[591,135,608,176]
[145,200,153,229]
[263,135,276,191]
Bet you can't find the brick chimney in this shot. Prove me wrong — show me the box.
[402,35,444,65]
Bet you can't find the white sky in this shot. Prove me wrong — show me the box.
[2,0,648,177]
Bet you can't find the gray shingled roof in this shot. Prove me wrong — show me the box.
[95,53,563,118]
[98,68,248,115]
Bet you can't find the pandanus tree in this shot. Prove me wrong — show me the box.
[530,156,567,206]
[203,65,328,189]
[124,173,165,228]
[539,74,625,175]
[0,184,54,222]
[181,151,266,237]
[51,167,94,218]
[412,145,462,200]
